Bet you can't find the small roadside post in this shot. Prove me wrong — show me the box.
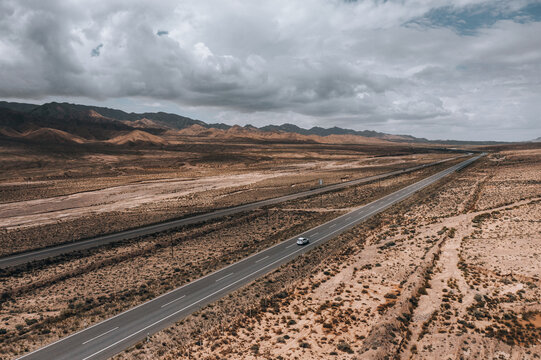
[319,179,323,207]
[171,233,174,259]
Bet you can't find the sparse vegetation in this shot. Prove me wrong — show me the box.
[3,143,540,359]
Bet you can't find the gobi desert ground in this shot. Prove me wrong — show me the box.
[0,128,539,360]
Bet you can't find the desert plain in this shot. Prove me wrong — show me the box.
[0,134,539,360]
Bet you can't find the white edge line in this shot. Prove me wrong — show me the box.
[81,327,119,345]
[160,295,186,309]
[215,273,234,282]
[255,255,269,263]
[82,233,338,360]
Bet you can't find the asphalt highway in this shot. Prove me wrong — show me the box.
[0,154,468,269]
[17,153,483,360]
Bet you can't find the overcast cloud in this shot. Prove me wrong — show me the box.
[1,0,540,141]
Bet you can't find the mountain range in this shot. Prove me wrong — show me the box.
[0,100,508,146]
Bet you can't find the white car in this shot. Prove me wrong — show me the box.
[297,237,309,245]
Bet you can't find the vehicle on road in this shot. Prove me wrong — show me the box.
[297,237,309,245]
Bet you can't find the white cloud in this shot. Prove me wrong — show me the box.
[0,0,540,140]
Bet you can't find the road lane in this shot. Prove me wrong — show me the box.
[17,154,483,360]
[0,154,470,269]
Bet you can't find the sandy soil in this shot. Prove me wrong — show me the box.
[0,171,286,228]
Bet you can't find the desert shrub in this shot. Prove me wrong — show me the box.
[472,213,490,224]
[336,340,353,354]
[378,241,396,250]
[473,293,485,306]
[24,318,38,326]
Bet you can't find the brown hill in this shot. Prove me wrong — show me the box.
[176,124,225,137]
[107,130,168,146]
[20,128,87,144]
[318,134,393,145]
[121,118,172,130]
[173,124,395,145]
[222,125,391,144]
[87,109,106,119]
[257,131,317,143]
[0,127,24,138]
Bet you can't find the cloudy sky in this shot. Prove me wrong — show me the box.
[1,0,540,141]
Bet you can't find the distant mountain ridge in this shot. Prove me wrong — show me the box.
[0,101,421,142]
[258,123,421,142]
[0,102,135,140]
[0,101,206,130]
[0,100,506,145]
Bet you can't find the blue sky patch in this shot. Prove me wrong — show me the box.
[91,44,103,57]
[407,1,541,35]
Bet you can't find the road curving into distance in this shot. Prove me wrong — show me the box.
[0,154,471,269]
[17,153,484,360]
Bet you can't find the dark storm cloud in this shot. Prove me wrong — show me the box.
[0,0,540,140]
